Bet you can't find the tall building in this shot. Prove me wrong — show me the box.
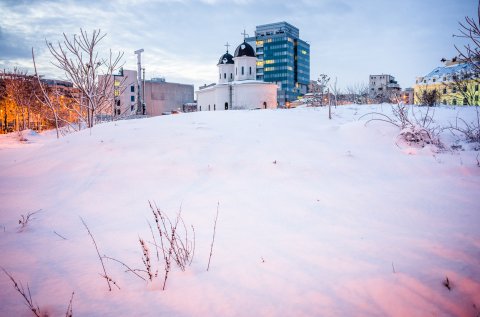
[246,22,310,106]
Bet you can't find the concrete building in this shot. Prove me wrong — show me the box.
[369,74,401,101]
[196,40,277,111]
[144,78,194,116]
[101,69,194,117]
[245,22,310,106]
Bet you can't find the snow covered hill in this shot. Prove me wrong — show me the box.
[1,104,479,317]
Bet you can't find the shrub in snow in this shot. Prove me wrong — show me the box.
[361,104,443,150]
[447,109,480,150]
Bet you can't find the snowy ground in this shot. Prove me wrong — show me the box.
[0,104,479,317]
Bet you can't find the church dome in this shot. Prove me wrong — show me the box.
[234,41,256,58]
[218,52,234,65]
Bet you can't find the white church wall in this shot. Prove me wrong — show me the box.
[196,88,217,111]
[234,56,256,81]
[218,64,234,84]
[232,83,277,109]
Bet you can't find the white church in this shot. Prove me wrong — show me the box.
[196,40,278,111]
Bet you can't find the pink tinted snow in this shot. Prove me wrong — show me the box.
[0,105,479,316]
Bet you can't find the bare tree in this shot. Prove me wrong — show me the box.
[346,82,369,104]
[444,69,478,106]
[308,74,330,108]
[32,49,61,138]
[46,29,124,128]
[454,0,480,78]
[415,85,440,107]
[0,69,41,132]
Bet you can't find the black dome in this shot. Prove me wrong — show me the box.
[234,41,256,58]
[218,52,234,65]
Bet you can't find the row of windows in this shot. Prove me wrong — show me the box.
[270,51,294,57]
[264,66,294,72]
[220,67,253,78]
[219,72,234,80]
[264,36,294,43]
[264,44,291,50]
[264,58,292,64]
[443,96,479,105]
[440,85,479,94]
[264,72,295,78]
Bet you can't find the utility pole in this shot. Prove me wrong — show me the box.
[134,49,144,115]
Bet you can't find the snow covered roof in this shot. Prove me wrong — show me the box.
[423,62,477,80]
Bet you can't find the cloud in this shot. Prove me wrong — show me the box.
[0,27,32,60]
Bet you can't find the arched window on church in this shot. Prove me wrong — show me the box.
[224,73,226,79]
[236,67,237,75]
[214,104,216,110]
[208,104,211,111]
[241,66,244,75]
[219,73,221,79]
[225,102,228,110]
[263,101,267,109]
[230,73,233,80]
[249,67,252,75]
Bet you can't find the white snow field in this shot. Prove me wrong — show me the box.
[0,104,479,317]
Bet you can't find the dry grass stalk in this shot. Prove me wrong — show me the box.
[65,292,74,317]
[148,201,195,290]
[18,209,41,232]
[207,202,220,272]
[1,267,42,317]
[102,256,146,281]
[80,217,117,291]
[139,238,153,281]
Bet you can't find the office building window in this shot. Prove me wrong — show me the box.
[131,85,135,92]
[131,95,135,102]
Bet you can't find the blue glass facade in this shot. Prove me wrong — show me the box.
[247,22,310,106]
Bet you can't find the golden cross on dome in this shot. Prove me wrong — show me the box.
[225,42,230,53]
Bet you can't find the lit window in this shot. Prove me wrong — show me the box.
[265,60,274,64]
[114,80,120,87]
[256,61,264,67]
[301,50,307,55]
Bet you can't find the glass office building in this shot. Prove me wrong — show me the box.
[246,22,310,106]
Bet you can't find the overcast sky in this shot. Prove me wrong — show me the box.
[0,0,476,91]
